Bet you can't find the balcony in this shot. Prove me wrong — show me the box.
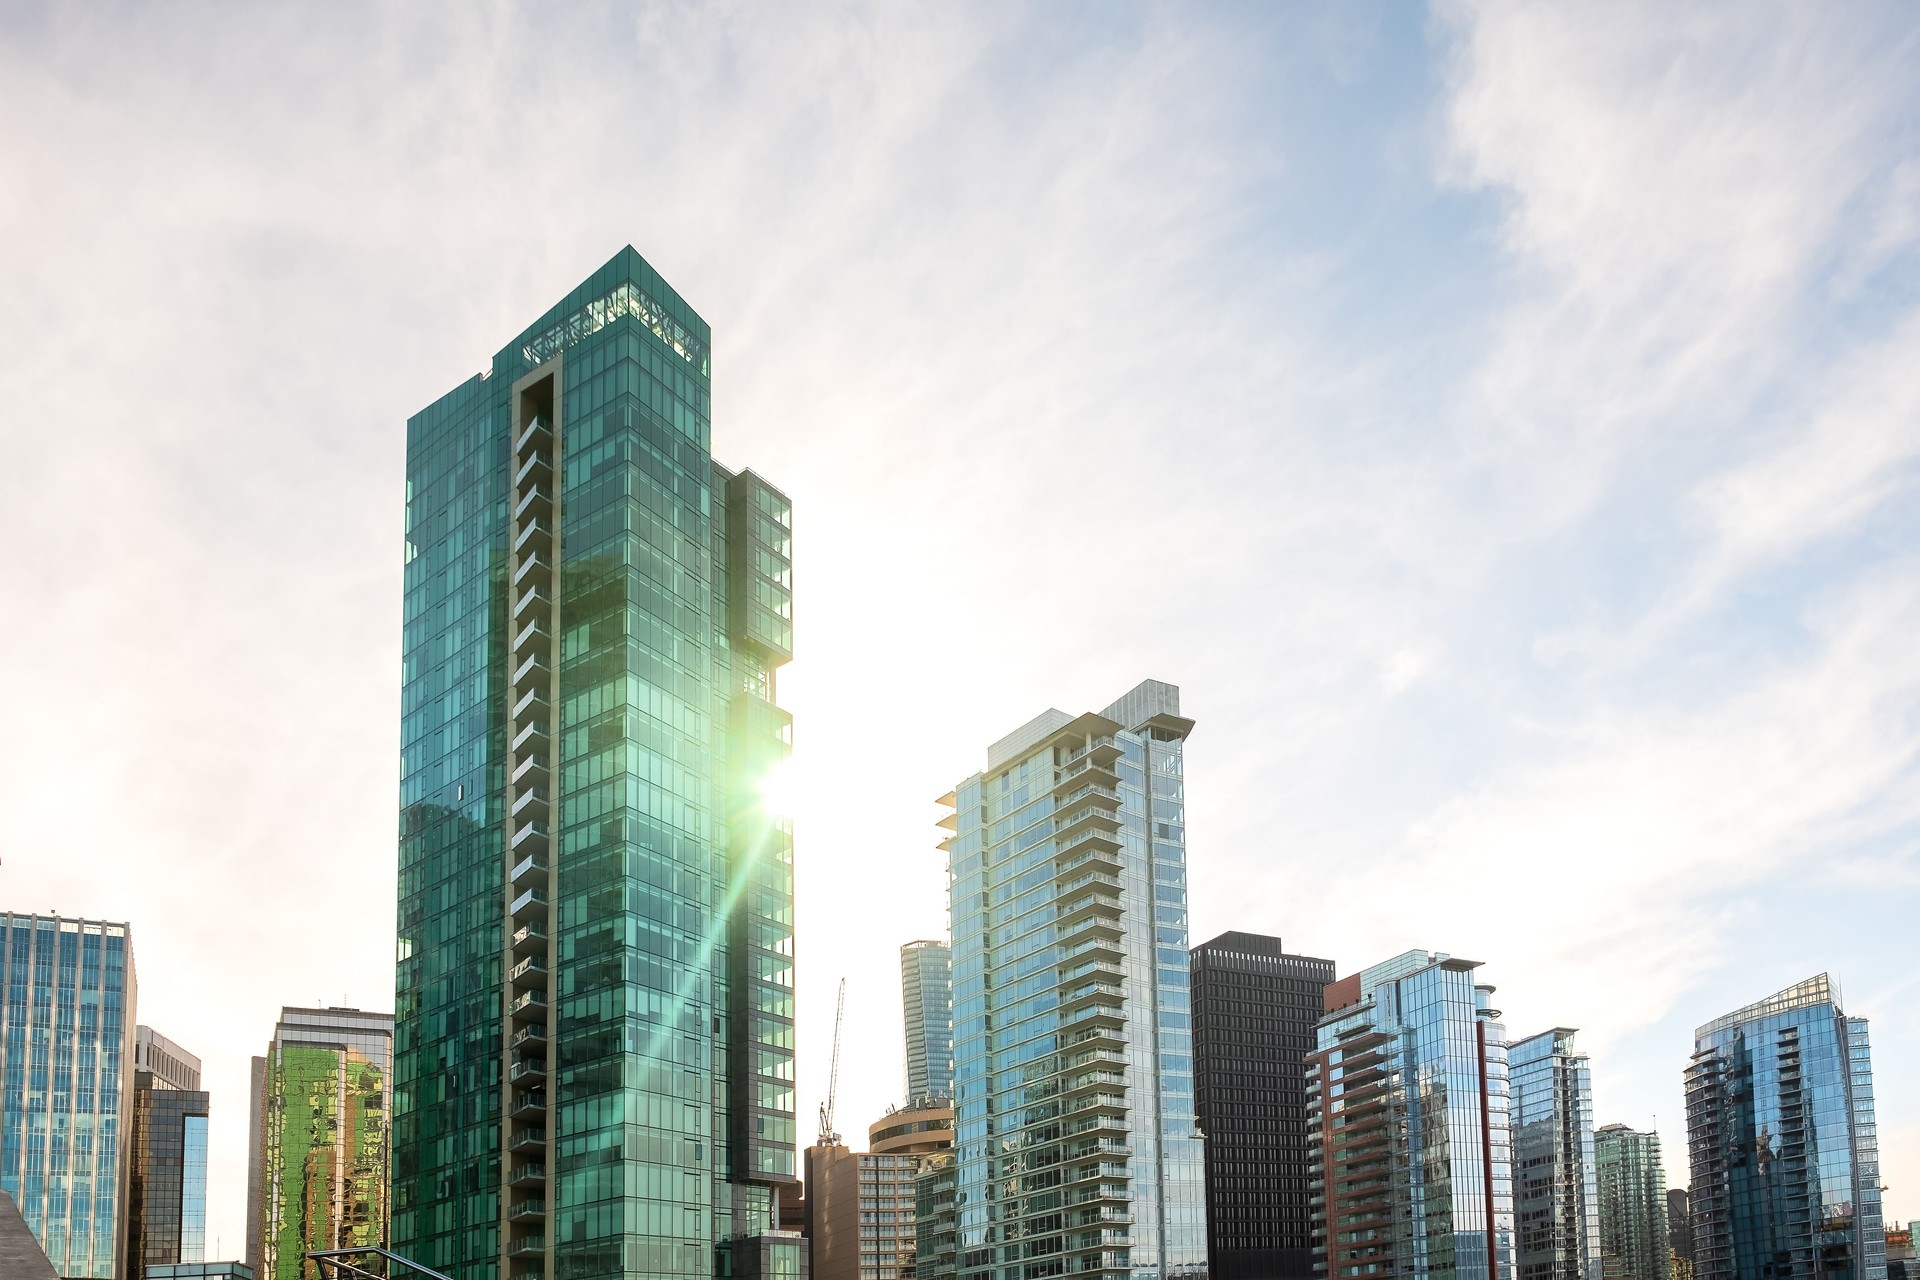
[513,451,550,490]
[511,685,549,722]
[510,989,549,1022]
[508,1233,545,1259]
[510,753,547,788]
[1055,824,1122,861]
[509,1058,547,1085]
[507,1196,546,1224]
[511,614,548,655]
[1061,982,1125,1015]
[1059,890,1122,928]
[511,1024,548,1052]
[509,955,549,989]
[510,1090,547,1120]
[511,821,550,856]
[514,416,552,455]
[509,886,548,920]
[510,921,548,956]
[513,486,551,523]
[507,1161,546,1189]
[511,583,550,621]
[512,519,551,559]
[510,720,549,755]
[511,553,550,588]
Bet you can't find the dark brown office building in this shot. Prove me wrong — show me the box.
[1190,931,1336,1280]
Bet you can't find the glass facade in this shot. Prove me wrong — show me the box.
[1684,975,1884,1280]
[127,1066,212,1277]
[1507,1030,1599,1280]
[1592,1128,1667,1280]
[394,246,798,1280]
[1307,951,1515,1280]
[250,1007,393,1280]
[0,913,136,1279]
[901,943,954,1105]
[1189,931,1336,1280]
[941,680,1207,1280]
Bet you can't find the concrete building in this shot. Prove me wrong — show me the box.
[1188,931,1335,1280]
[809,1104,957,1280]
[940,681,1208,1280]
[1307,950,1515,1280]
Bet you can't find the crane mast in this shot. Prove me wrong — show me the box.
[817,977,846,1145]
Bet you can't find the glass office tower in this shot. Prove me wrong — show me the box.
[395,247,799,1280]
[901,943,954,1104]
[1307,951,1515,1280]
[939,679,1207,1280]
[127,1027,211,1278]
[1592,1127,1667,1280]
[248,1007,393,1280]
[1683,975,1884,1280]
[1507,1030,1599,1280]
[0,913,137,1279]
[1188,931,1336,1280]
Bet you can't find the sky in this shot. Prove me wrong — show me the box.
[3,0,1919,1259]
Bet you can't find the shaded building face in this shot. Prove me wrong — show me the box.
[1188,931,1335,1280]
[943,681,1207,1280]
[1683,975,1885,1280]
[393,247,798,1280]
[0,914,136,1280]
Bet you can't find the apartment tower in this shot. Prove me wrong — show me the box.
[940,679,1208,1280]
[126,1027,210,1278]
[1683,975,1884,1280]
[1591,1127,1668,1280]
[0,913,137,1279]
[1307,951,1515,1280]
[901,942,955,1104]
[1188,931,1335,1280]
[1507,1030,1600,1280]
[395,248,800,1280]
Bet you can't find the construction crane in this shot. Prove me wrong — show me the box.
[817,977,846,1146]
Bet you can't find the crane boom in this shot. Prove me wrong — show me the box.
[818,977,846,1145]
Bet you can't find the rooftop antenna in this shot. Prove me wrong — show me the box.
[817,977,846,1146]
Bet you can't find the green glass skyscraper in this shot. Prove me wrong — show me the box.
[395,248,799,1280]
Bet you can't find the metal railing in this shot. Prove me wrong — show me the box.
[306,1247,455,1280]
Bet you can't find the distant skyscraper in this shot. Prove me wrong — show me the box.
[1307,950,1515,1280]
[1189,930,1335,1280]
[1592,1126,1668,1280]
[900,942,953,1104]
[1508,1029,1600,1280]
[1683,974,1885,1280]
[940,680,1208,1280]
[126,1027,210,1278]
[248,1007,393,1280]
[0,913,137,1279]
[395,247,800,1280]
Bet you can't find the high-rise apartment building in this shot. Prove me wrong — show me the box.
[394,248,799,1280]
[940,680,1207,1280]
[126,1027,210,1278]
[0,913,137,1279]
[1683,975,1884,1280]
[811,1107,957,1280]
[1188,930,1335,1280]
[1508,1030,1600,1280]
[1592,1127,1668,1280]
[247,1007,393,1280]
[1307,950,1514,1280]
[901,943,954,1104]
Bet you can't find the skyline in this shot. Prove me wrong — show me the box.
[4,0,1920,1268]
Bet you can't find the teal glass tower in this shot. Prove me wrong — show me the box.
[939,680,1208,1280]
[396,248,799,1280]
